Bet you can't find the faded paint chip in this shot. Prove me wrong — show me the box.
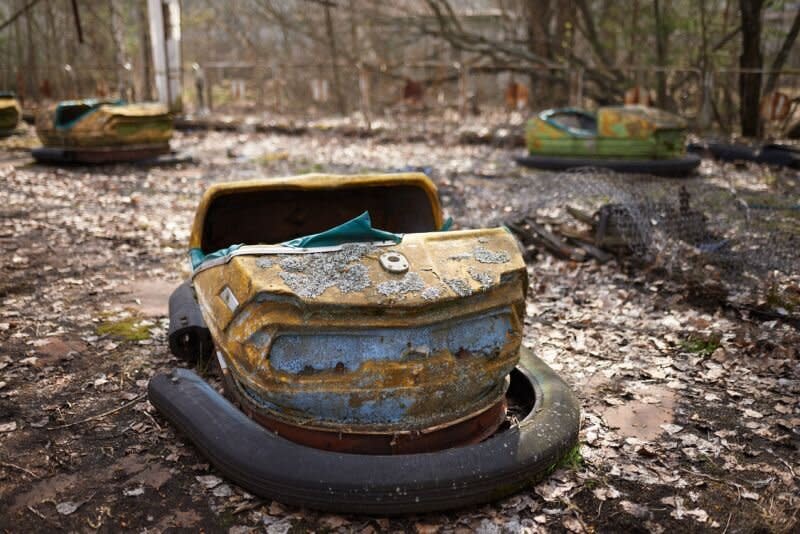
[377,272,425,296]
[473,246,510,264]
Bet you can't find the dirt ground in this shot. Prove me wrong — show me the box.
[0,126,798,533]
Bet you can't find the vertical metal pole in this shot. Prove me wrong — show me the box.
[164,0,182,112]
[147,0,168,107]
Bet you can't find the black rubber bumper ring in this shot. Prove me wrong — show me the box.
[147,348,580,515]
[515,153,701,177]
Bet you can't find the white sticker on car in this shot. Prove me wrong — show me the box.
[219,286,239,312]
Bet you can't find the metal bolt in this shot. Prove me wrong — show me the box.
[379,252,409,273]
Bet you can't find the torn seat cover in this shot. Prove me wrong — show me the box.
[189,173,528,434]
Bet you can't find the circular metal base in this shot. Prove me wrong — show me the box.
[221,369,508,455]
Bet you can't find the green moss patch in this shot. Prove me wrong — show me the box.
[96,317,152,341]
[256,151,290,165]
[680,333,721,357]
[546,442,585,476]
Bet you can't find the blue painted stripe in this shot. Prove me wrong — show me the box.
[269,309,513,374]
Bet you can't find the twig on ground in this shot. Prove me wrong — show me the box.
[722,511,733,534]
[47,393,147,430]
[1,461,40,478]
[27,505,46,520]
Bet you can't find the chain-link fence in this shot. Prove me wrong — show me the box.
[500,167,800,318]
[182,63,797,137]
[0,66,148,107]
[3,61,799,137]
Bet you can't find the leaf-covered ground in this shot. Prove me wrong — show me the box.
[0,128,798,533]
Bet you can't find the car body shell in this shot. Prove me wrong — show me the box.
[189,173,528,433]
[526,105,689,159]
[0,94,21,133]
[35,99,172,149]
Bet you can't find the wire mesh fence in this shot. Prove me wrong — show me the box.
[499,167,800,318]
[3,61,799,138]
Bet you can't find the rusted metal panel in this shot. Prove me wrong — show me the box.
[224,361,508,454]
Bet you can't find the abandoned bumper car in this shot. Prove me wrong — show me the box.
[517,105,701,176]
[0,92,21,136]
[32,98,173,164]
[149,173,580,514]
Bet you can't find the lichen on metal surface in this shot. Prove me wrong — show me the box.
[255,257,273,269]
[377,272,425,296]
[447,246,510,264]
[473,246,511,264]
[447,252,472,261]
[421,285,443,300]
[468,267,495,289]
[445,277,473,296]
[277,243,374,298]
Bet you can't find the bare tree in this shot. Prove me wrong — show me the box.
[738,0,764,137]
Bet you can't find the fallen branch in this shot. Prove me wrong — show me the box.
[27,505,46,520]
[567,238,614,264]
[523,218,586,262]
[1,460,40,478]
[47,393,147,430]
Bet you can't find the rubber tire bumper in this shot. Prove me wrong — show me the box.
[688,142,800,169]
[148,348,580,515]
[687,141,757,163]
[515,153,701,177]
[167,281,213,364]
[757,144,800,169]
[31,147,75,164]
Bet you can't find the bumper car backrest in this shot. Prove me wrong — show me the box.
[193,174,444,254]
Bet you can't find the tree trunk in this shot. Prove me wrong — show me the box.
[738,0,764,137]
[628,0,640,67]
[138,0,153,101]
[109,0,129,99]
[14,0,25,101]
[324,5,346,115]
[24,0,38,101]
[44,0,58,98]
[697,0,713,130]
[653,0,669,108]
[763,7,800,97]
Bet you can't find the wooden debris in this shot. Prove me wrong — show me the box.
[507,218,586,262]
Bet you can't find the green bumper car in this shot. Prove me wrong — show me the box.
[516,105,700,176]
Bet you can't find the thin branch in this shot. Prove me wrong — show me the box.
[0,0,43,33]
[764,7,800,95]
[1,461,40,478]
[47,393,146,430]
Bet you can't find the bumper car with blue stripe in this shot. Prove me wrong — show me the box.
[151,173,580,514]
